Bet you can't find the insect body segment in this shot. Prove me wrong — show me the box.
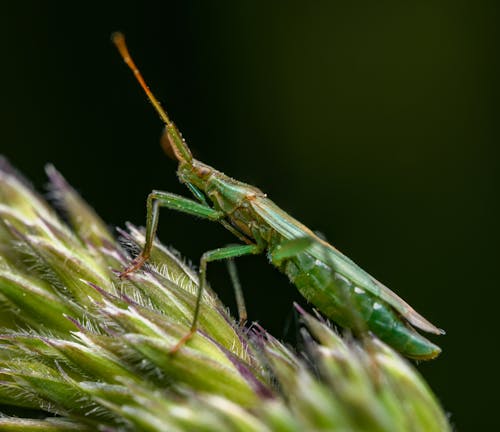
[255,197,442,360]
[113,33,443,359]
[276,247,441,359]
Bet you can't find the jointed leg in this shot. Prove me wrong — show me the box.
[170,243,262,352]
[119,190,223,278]
[226,259,247,325]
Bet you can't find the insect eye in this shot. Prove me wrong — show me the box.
[197,166,211,178]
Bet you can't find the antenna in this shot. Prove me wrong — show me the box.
[112,32,193,163]
[112,32,173,127]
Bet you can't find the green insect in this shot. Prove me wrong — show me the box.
[113,33,444,360]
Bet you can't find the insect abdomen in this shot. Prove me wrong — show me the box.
[281,252,441,360]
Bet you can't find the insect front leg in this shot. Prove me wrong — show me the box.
[119,190,223,278]
[170,243,262,353]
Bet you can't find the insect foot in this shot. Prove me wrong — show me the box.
[119,254,149,278]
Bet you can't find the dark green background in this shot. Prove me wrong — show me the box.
[1,2,497,429]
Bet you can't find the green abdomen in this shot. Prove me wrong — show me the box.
[276,251,440,360]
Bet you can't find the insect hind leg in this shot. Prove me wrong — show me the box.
[226,259,247,325]
[171,243,262,353]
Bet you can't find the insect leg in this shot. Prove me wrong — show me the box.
[119,190,223,277]
[185,182,209,205]
[226,259,247,325]
[171,243,262,353]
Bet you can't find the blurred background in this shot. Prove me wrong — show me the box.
[1,1,497,429]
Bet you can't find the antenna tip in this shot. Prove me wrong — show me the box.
[112,32,131,63]
[111,31,125,46]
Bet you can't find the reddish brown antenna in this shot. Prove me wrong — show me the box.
[112,32,173,127]
[112,32,193,163]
